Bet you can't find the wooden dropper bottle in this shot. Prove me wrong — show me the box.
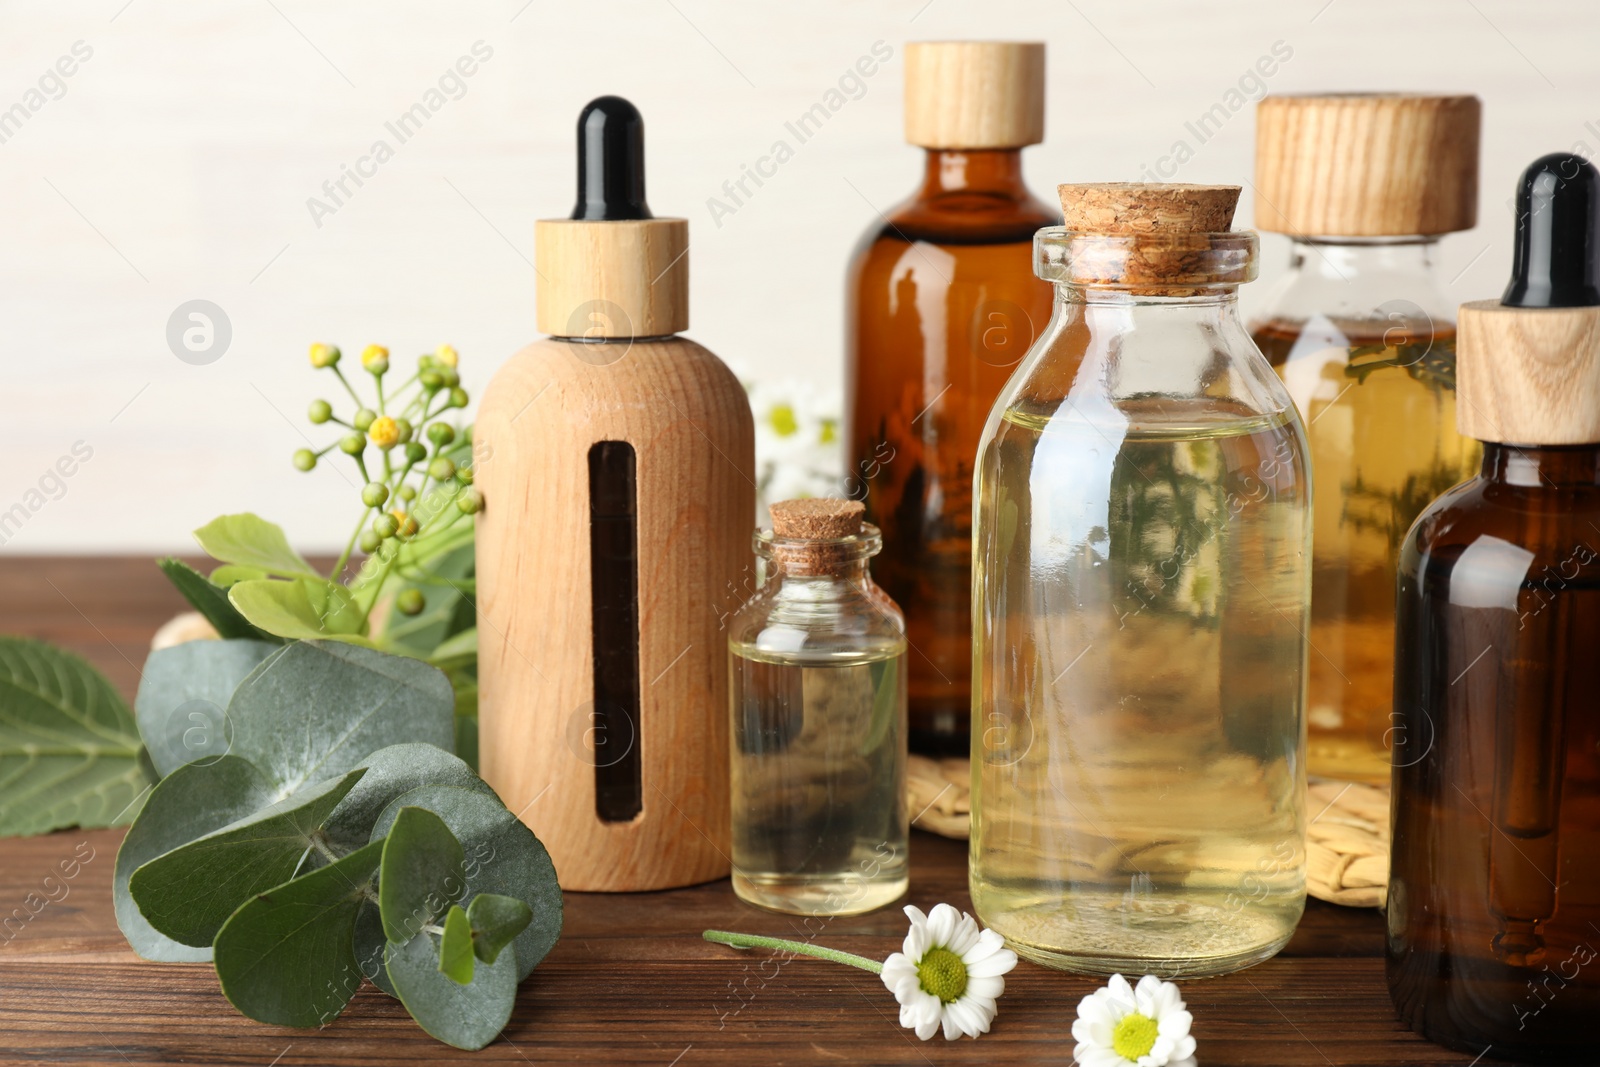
[475,96,755,892]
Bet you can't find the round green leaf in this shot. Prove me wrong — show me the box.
[378,806,465,944]
[465,893,533,965]
[373,785,561,980]
[386,921,517,1050]
[192,513,318,579]
[228,578,369,644]
[134,639,278,777]
[320,743,490,855]
[214,838,384,1028]
[438,904,474,984]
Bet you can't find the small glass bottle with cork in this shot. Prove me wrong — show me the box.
[1251,92,1483,783]
[726,498,909,915]
[970,182,1312,977]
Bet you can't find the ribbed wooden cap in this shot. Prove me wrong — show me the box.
[904,41,1045,149]
[1255,93,1480,236]
[1457,300,1600,444]
[770,498,864,540]
[535,218,688,338]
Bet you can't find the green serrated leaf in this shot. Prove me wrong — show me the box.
[134,640,278,778]
[0,635,154,837]
[379,807,465,944]
[193,513,319,580]
[214,837,384,1028]
[209,564,268,587]
[228,579,370,645]
[373,785,561,980]
[465,893,533,965]
[114,755,276,962]
[156,559,282,643]
[438,904,474,984]
[129,767,365,947]
[227,642,455,797]
[386,920,517,1050]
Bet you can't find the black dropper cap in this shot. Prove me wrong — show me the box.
[1503,152,1600,308]
[571,95,652,221]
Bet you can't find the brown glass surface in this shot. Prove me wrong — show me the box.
[844,149,1056,754]
[1389,443,1600,1062]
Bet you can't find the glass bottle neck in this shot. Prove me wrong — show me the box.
[1260,235,1454,334]
[915,148,1031,200]
[1481,443,1600,487]
[1288,235,1441,281]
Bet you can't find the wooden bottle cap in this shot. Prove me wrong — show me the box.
[1254,93,1480,236]
[1456,300,1600,444]
[904,41,1045,150]
[535,218,689,338]
[1058,183,1240,235]
[770,498,865,540]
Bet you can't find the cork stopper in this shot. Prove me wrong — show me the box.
[904,42,1045,150]
[1059,183,1240,235]
[1254,93,1480,236]
[770,498,864,540]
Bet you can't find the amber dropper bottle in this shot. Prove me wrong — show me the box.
[845,41,1055,754]
[1388,153,1600,1063]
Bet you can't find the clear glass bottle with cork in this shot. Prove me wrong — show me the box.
[727,498,909,915]
[1251,93,1482,783]
[1388,154,1600,1063]
[845,40,1055,756]
[970,183,1311,976]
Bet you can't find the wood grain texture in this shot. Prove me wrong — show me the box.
[1456,300,1600,444]
[0,559,1489,1064]
[903,42,1045,149]
[1254,93,1480,236]
[474,338,755,891]
[534,220,690,338]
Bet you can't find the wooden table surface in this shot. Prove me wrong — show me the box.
[0,557,1493,1066]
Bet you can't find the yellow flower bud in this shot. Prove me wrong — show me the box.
[309,343,341,368]
[361,344,390,375]
[434,344,459,368]
[391,510,420,538]
[368,415,401,450]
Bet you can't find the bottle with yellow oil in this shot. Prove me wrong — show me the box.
[1251,93,1482,782]
[970,183,1311,977]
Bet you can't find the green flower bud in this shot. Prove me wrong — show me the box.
[307,399,333,424]
[309,343,341,368]
[293,448,316,472]
[358,529,381,554]
[398,484,417,502]
[427,423,456,447]
[439,367,461,388]
[420,371,444,392]
[428,457,456,481]
[449,387,469,409]
[456,486,484,515]
[361,482,390,508]
[353,408,377,432]
[372,513,399,539]
[456,464,474,485]
[396,589,426,616]
[339,433,366,456]
[393,418,414,444]
[418,354,437,372]
[404,442,428,465]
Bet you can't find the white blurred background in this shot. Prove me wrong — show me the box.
[2,0,1597,552]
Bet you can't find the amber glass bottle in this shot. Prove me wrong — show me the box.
[845,41,1054,753]
[1389,154,1600,1063]
[1252,94,1481,782]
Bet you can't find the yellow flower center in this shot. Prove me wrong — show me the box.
[916,946,967,1003]
[767,403,799,437]
[1112,1012,1159,1061]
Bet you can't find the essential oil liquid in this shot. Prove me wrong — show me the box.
[971,398,1309,976]
[1254,320,1478,782]
[729,645,909,915]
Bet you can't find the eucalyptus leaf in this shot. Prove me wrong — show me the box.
[373,785,561,980]
[193,513,319,579]
[157,559,282,642]
[379,807,465,944]
[0,635,153,836]
[465,893,533,965]
[214,838,384,1028]
[229,579,369,644]
[134,639,278,777]
[438,904,474,984]
[129,767,365,947]
[114,755,276,962]
[386,922,518,1050]
[320,742,490,855]
[227,641,455,796]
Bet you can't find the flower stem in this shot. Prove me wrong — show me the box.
[702,930,883,974]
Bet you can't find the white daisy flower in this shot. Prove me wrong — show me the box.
[879,903,1019,1041]
[1072,973,1198,1067]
